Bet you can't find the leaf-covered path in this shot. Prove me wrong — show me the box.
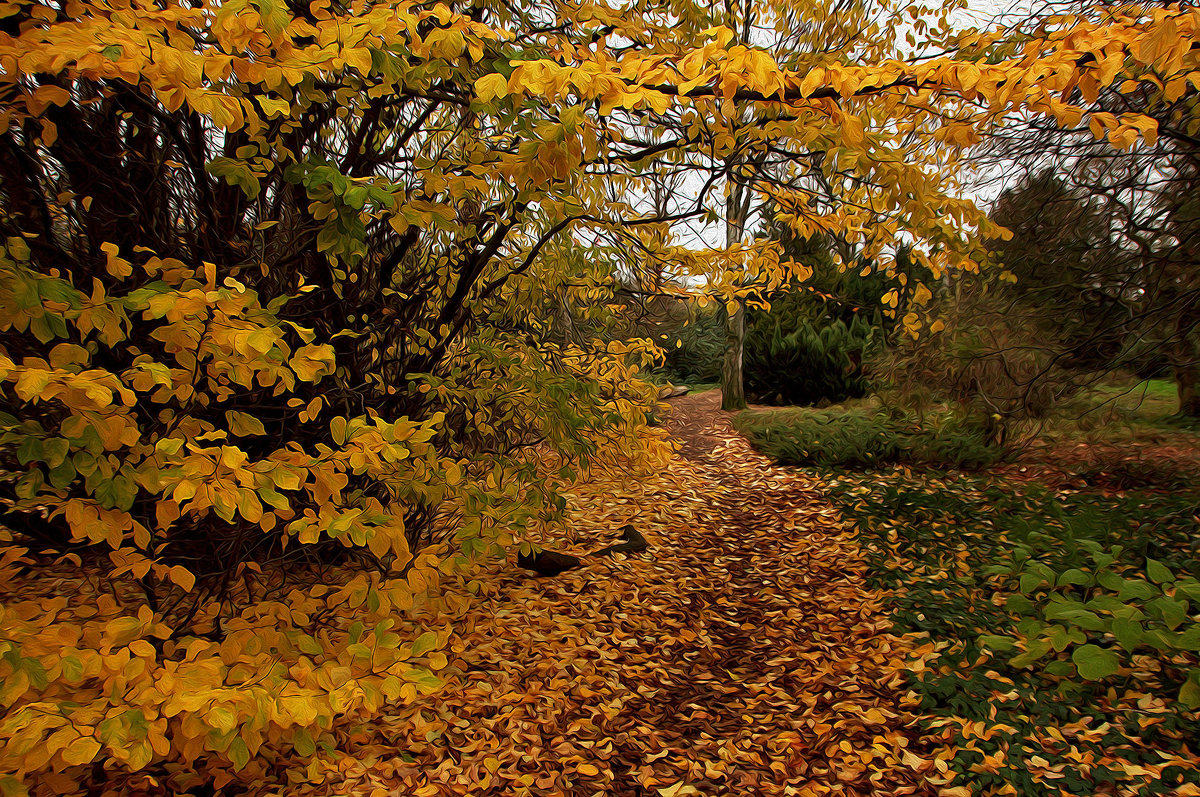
[270,391,933,796]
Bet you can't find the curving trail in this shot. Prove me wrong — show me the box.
[270,391,936,797]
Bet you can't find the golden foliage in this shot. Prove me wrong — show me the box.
[0,0,1195,791]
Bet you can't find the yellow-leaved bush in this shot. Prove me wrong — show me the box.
[0,0,677,787]
[0,241,477,793]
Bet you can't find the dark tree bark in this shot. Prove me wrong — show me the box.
[721,300,747,411]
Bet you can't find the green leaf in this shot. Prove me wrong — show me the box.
[1046,657,1075,676]
[296,635,323,656]
[1005,594,1035,614]
[1118,579,1158,601]
[1180,670,1200,708]
[1174,577,1200,598]
[1010,638,1052,668]
[16,436,42,465]
[206,158,262,200]
[48,458,76,489]
[1020,572,1047,594]
[1110,617,1144,652]
[1147,596,1188,630]
[1044,660,1075,677]
[1071,644,1120,680]
[410,631,439,657]
[979,634,1017,653]
[1086,595,1133,615]
[1057,568,1092,587]
[401,665,444,695]
[60,655,85,684]
[228,737,250,770]
[292,727,316,757]
[1047,624,1086,652]
[1042,603,1106,632]
[1176,625,1200,653]
[1146,558,1175,584]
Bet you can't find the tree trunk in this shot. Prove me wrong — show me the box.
[1177,361,1200,417]
[720,157,750,412]
[1171,308,1200,417]
[721,301,747,410]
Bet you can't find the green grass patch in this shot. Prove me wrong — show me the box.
[1051,378,1200,442]
[828,471,1200,795]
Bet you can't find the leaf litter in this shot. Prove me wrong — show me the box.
[258,390,935,796]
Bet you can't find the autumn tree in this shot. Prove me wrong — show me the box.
[0,0,1196,792]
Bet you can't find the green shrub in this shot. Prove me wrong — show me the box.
[661,307,724,384]
[735,407,900,467]
[831,472,1200,794]
[907,416,1011,470]
[744,295,876,407]
[734,407,1005,469]
[983,543,1200,707]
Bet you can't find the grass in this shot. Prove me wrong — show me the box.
[1046,377,1200,440]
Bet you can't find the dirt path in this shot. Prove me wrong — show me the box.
[273,391,934,797]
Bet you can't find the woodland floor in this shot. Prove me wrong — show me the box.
[266,390,940,797]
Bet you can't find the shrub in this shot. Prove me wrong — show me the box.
[907,416,1013,470]
[734,406,1004,470]
[735,407,901,467]
[873,282,1083,442]
[832,472,1200,793]
[0,245,461,793]
[744,308,876,406]
[983,542,1200,708]
[0,10,673,790]
[662,307,724,385]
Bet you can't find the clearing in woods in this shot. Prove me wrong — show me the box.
[270,390,931,796]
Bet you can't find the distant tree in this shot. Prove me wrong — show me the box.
[742,227,929,406]
[972,0,1200,415]
[985,169,1134,371]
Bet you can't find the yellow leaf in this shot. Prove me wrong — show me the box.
[290,344,335,381]
[658,784,700,797]
[26,85,71,116]
[61,737,102,766]
[168,565,195,592]
[226,410,266,437]
[799,67,825,97]
[343,47,373,74]
[475,73,509,102]
[100,242,132,278]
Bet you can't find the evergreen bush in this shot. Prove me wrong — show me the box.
[744,303,876,406]
[735,407,1005,470]
[662,308,724,384]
